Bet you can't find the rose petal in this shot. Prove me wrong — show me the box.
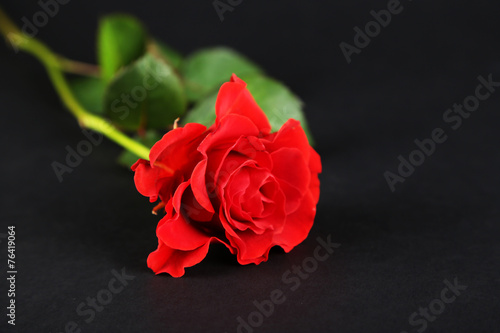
[263,119,310,157]
[132,159,165,202]
[220,209,274,265]
[252,186,287,233]
[215,74,271,135]
[133,123,207,203]
[309,146,322,174]
[200,114,260,154]
[270,147,310,213]
[190,160,215,214]
[182,184,215,222]
[154,181,211,251]
[232,137,273,170]
[224,166,266,234]
[216,153,254,190]
[273,191,316,253]
[157,214,211,251]
[147,240,211,278]
[149,123,207,165]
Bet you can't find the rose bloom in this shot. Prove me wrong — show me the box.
[132,74,321,277]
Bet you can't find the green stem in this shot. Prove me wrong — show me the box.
[57,57,101,77]
[0,7,150,160]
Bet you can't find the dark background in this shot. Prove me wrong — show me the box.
[1,0,499,332]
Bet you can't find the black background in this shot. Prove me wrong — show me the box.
[1,1,500,332]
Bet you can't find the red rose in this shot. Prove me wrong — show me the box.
[132,74,321,277]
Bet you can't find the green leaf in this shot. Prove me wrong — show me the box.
[154,40,183,69]
[117,130,161,168]
[181,93,217,126]
[103,53,187,131]
[183,74,314,144]
[68,77,106,114]
[244,75,314,144]
[98,14,147,82]
[181,47,262,102]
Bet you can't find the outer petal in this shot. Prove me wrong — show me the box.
[273,191,316,253]
[190,160,215,214]
[270,147,310,214]
[308,148,322,204]
[149,123,207,166]
[215,74,271,135]
[199,114,260,153]
[147,240,211,278]
[132,159,169,202]
[156,180,212,251]
[132,123,208,203]
[263,119,311,158]
[220,208,275,265]
[158,215,212,251]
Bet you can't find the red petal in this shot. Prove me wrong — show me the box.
[157,213,211,251]
[182,185,215,222]
[263,119,310,158]
[270,147,310,213]
[147,240,211,278]
[220,209,274,265]
[215,75,271,135]
[149,123,207,165]
[154,181,209,251]
[132,159,172,203]
[199,114,260,154]
[190,160,215,213]
[309,146,322,174]
[273,191,316,253]
[132,123,208,203]
[308,148,322,204]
